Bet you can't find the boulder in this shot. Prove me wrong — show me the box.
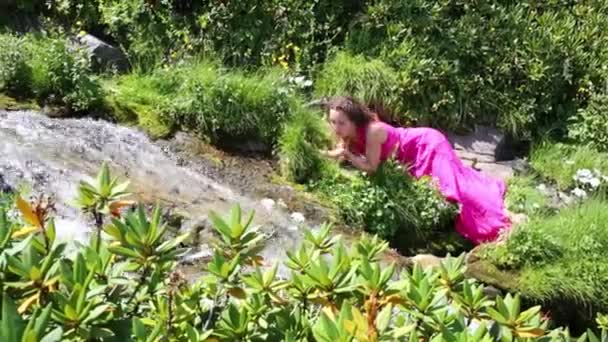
[447,125,530,180]
[76,34,129,72]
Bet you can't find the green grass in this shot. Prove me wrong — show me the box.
[314,52,404,123]
[105,59,298,145]
[505,175,551,216]
[482,199,608,316]
[530,142,608,190]
[277,108,333,183]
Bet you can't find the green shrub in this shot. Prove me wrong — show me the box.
[314,52,404,123]
[343,1,608,138]
[2,163,608,340]
[481,199,608,319]
[0,34,31,95]
[569,92,608,151]
[278,108,332,183]
[311,160,458,243]
[26,35,102,111]
[530,142,608,190]
[0,33,102,112]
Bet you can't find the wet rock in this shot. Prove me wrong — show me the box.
[0,174,13,193]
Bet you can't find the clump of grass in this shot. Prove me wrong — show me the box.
[530,142,608,190]
[103,72,179,138]
[277,107,333,183]
[482,199,608,314]
[314,52,404,123]
[106,59,297,145]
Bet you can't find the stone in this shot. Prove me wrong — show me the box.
[448,125,506,161]
[410,254,443,269]
[0,174,13,193]
[447,126,531,181]
[76,34,129,72]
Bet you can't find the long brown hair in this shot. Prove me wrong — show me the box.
[325,96,379,127]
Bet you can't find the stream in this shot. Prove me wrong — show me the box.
[0,110,332,277]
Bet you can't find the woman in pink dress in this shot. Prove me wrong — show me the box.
[321,96,511,244]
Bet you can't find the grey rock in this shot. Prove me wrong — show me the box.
[0,174,13,193]
[76,34,129,72]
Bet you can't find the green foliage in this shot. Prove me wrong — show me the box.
[278,108,333,183]
[107,60,299,146]
[0,34,31,95]
[315,52,404,122]
[505,175,551,217]
[569,91,608,151]
[1,163,608,340]
[482,199,608,321]
[344,1,608,138]
[0,33,102,112]
[530,143,608,190]
[311,160,458,243]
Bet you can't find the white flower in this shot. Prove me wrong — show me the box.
[572,187,587,198]
[589,177,601,188]
[260,198,275,212]
[290,212,305,223]
[576,169,593,179]
[287,225,298,231]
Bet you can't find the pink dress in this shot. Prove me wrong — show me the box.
[352,122,511,244]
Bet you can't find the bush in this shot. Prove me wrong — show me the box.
[569,92,608,151]
[2,163,608,340]
[0,33,102,112]
[0,34,31,95]
[481,199,608,321]
[505,175,551,217]
[278,108,332,183]
[311,160,458,243]
[344,1,608,138]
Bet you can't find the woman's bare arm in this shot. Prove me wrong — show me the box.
[343,124,385,173]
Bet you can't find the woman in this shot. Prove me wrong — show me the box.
[321,96,511,244]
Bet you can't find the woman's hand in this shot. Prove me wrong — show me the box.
[321,147,348,161]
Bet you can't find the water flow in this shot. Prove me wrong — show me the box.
[0,110,307,274]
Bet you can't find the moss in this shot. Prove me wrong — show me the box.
[0,93,39,111]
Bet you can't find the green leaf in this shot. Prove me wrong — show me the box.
[132,318,147,338]
[376,303,392,332]
[83,304,110,324]
[64,305,78,321]
[40,327,63,342]
[155,232,189,254]
[108,246,142,259]
[1,293,25,342]
[90,327,115,338]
